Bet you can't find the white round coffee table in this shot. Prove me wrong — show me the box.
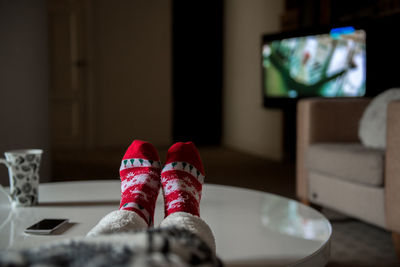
[0,180,331,266]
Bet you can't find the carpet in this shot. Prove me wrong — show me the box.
[324,209,399,267]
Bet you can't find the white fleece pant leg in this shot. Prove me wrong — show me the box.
[87,210,216,253]
[160,212,216,253]
[87,210,147,237]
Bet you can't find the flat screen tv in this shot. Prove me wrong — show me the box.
[262,26,366,107]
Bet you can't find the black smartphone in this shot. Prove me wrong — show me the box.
[24,219,69,234]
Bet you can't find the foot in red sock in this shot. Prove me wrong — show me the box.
[161,142,205,217]
[119,140,161,226]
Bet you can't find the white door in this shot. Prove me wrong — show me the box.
[47,0,91,149]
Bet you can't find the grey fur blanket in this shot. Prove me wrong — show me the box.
[0,227,222,267]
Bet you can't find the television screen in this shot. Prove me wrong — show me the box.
[262,27,366,103]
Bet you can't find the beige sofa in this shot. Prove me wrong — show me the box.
[296,98,400,259]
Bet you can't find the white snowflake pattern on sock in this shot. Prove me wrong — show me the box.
[161,175,201,203]
[121,171,159,193]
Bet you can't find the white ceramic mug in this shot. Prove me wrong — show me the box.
[0,149,43,207]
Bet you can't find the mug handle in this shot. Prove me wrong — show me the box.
[0,159,12,204]
[0,158,10,168]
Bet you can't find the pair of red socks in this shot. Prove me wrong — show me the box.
[119,140,205,226]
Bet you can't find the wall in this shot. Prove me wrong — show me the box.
[0,0,51,185]
[91,0,172,148]
[223,0,284,160]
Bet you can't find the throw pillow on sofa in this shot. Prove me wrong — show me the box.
[358,88,400,149]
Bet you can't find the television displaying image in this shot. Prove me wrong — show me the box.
[262,27,366,102]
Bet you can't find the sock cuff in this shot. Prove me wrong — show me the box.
[120,158,162,171]
[162,161,205,184]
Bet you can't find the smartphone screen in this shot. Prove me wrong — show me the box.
[25,219,69,233]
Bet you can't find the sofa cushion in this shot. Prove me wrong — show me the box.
[306,143,385,186]
[359,88,400,149]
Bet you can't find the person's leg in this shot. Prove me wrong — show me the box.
[159,142,216,252]
[160,212,216,253]
[87,140,161,236]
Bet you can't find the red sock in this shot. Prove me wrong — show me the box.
[161,142,205,217]
[119,140,161,226]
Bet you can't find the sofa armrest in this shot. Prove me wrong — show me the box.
[385,100,400,233]
[296,98,371,200]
